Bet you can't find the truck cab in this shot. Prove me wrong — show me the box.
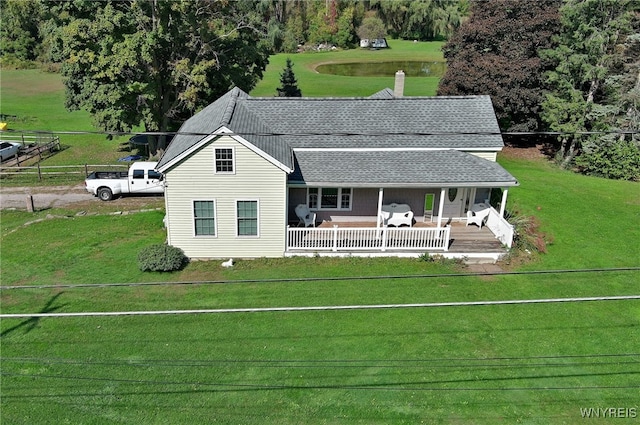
[129,163,164,195]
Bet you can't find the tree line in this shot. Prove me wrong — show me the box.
[1,0,638,180]
[0,0,468,141]
[439,0,638,180]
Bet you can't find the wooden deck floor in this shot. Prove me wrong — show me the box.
[315,220,506,254]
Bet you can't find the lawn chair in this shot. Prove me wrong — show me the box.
[466,204,491,229]
[295,204,316,227]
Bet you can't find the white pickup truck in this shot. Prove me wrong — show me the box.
[85,161,164,201]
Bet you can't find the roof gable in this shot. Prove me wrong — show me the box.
[157,88,293,172]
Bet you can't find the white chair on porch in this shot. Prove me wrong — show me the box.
[295,204,316,227]
[466,203,491,229]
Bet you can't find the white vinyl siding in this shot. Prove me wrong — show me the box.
[164,135,287,258]
[470,151,498,161]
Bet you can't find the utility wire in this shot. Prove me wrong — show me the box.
[2,353,639,369]
[2,371,638,393]
[3,128,639,137]
[1,295,638,319]
[1,266,638,290]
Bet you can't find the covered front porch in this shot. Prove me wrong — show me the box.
[285,149,518,262]
[286,200,514,263]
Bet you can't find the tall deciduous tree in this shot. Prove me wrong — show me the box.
[356,15,387,41]
[541,0,639,179]
[0,0,44,63]
[372,0,467,41]
[438,0,561,141]
[276,58,302,97]
[49,0,270,151]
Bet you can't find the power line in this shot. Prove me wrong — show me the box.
[2,353,639,369]
[3,128,639,138]
[2,371,638,393]
[1,295,638,319]
[1,266,638,290]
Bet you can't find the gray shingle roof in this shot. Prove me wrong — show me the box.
[157,87,511,187]
[241,94,502,149]
[156,88,246,170]
[289,150,518,187]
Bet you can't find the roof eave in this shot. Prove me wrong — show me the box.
[287,181,519,188]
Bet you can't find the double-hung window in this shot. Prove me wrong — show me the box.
[215,148,234,173]
[237,200,258,236]
[307,188,352,210]
[194,200,216,236]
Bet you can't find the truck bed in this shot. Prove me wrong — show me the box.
[86,171,129,179]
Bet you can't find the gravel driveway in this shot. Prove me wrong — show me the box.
[0,185,163,211]
[0,185,94,209]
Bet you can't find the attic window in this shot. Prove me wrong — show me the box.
[215,148,234,173]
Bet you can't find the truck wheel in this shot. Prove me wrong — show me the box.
[98,187,113,201]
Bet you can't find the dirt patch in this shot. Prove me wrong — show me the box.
[501,144,549,161]
[0,184,164,213]
[465,262,506,281]
[500,143,562,162]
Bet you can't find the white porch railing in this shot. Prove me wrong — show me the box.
[485,207,514,248]
[287,226,450,252]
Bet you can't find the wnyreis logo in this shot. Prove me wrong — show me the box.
[580,407,637,419]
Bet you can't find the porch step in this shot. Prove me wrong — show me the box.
[449,239,505,253]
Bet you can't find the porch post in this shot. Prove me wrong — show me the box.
[499,188,509,217]
[437,188,446,227]
[376,187,384,230]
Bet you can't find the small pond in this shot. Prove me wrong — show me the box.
[315,61,446,77]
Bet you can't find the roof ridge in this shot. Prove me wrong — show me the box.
[245,94,489,101]
[221,87,248,125]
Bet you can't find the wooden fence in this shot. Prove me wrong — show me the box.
[0,131,61,166]
[0,163,130,182]
[0,130,132,182]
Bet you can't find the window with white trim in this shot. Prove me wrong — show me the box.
[215,148,234,173]
[237,200,258,236]
[307,188,352,210]
[193,200,216,236]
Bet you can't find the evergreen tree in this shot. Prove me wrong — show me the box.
[277,58,302,97]
[541,0,639,178]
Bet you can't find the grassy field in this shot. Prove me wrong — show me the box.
[1,40,639,423]
[251,39,445,97]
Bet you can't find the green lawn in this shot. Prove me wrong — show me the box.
[251,39,445,97]
[2,155,639,423]
[0,69,116,165]
[499,155,640,270]
[1,40,639,423]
